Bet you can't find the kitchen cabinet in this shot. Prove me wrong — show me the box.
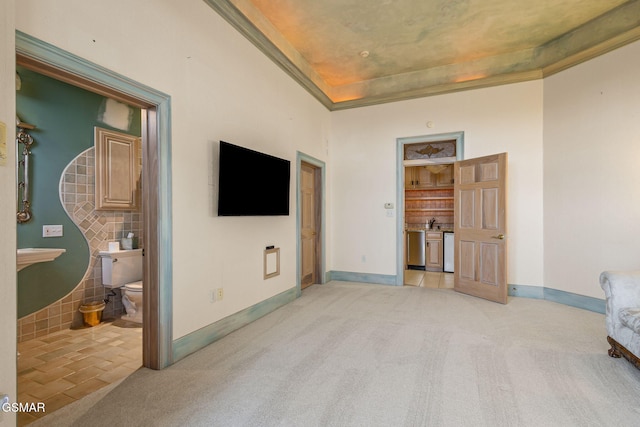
[426,232,443,270]
[436,164,454,187]
[405,165,454,189]
[405,166,434,189]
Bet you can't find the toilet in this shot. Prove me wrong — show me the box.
[99,248,143,323]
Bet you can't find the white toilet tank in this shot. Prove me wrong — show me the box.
[99,249,143,288]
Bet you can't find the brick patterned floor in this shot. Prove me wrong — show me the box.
[17,319,142,425]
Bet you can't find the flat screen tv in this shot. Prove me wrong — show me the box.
[217,141,291,216]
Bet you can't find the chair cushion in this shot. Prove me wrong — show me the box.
[619,307,640,334]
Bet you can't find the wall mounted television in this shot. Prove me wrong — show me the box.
[217,141,291,216]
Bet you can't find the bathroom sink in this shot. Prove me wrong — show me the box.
[17,248,66,272]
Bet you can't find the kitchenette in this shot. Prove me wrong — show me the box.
[405,163,454,273]
[406,226,454,272]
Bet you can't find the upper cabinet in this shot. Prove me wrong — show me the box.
[405,166,434,189]
[405,164,453,189]
[94,127,141,211]
[435,164,454,187]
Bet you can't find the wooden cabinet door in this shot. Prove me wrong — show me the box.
[426,237,442,269]
[95,127,140,211]
[436,164,454,187]
[454,153,508,303]
[414,166,434,188]
[405,167,415,189]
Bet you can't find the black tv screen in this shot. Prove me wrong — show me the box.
[218,141,291,216]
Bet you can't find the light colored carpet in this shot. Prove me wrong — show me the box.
[32,281,640,426]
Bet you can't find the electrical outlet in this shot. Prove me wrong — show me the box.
[43,225,63,237]
[216,288,224,301]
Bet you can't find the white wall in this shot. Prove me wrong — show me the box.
[543,40,640,298]
[15,0,331,339]
[330,81,545,288]
[0,0,16,424]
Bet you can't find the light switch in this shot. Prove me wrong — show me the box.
[43,225,63,237]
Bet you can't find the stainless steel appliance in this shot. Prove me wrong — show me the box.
[407,230,426,270]
[443,231,454,273]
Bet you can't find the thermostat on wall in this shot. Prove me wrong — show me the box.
[384,203,394,209]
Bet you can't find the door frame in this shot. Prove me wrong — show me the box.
[395,132,464,286]
[296,152,326,295]
[16,31,173,369]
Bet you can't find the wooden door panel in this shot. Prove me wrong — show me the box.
[460,165,476,184]
[479,242,499,285]
[300,163,320,289]
[482,188,499,230]
[480,162,499,181]
[459,190,475,228]
[459,240,475,280]
[301,237,314,285]
[454,153,508,304]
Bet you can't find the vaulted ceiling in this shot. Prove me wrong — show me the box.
[204,0,640,110]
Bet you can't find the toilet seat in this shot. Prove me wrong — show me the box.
[124,281,143,292]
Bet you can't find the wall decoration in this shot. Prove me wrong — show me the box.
[404,139,456,161]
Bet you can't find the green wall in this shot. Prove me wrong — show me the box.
[16,67,141,318]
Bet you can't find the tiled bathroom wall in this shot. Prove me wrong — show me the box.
[17,147,143,342]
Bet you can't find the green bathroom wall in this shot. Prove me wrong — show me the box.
[16,67,141,318]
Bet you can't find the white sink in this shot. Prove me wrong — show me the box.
[17,248,66,272]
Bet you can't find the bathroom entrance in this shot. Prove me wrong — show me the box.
[16,33,172,373]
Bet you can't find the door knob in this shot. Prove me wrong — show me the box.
[492,234,505,240]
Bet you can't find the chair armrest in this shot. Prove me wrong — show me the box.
[600,271,640,303]
[600,271,640,335]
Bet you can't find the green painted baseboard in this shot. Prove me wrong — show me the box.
[328,271,605,314]
[508,284,605,314]
[328,271,396,285]
[172,287,297,362]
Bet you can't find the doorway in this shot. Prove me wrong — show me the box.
[297,153,325,292]
[396,132,464,287]
[16,32,172,369]
[404,161,455,287]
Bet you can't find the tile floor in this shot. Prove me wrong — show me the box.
[404,270,455,288]
[16,319,142,426]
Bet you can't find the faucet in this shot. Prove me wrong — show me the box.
[428,218,436,229]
